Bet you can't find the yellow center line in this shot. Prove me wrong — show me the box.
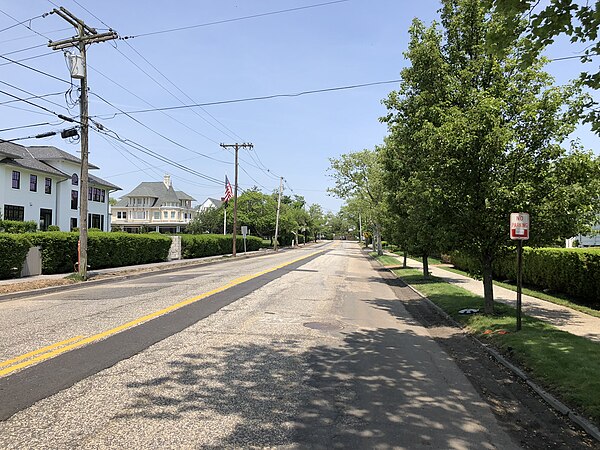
[0,335,86,369]
[0,249,324,378]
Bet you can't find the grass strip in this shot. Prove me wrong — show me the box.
[441,265,600,319]
[380,260,600,425]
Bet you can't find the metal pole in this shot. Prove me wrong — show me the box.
[274,177,283,251]
[516,240,523,331]
[223,207,227,235]
[78,24,89,280]
[359,213,362,242]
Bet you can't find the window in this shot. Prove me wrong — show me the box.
[163,211,168,219]
[134,211,145,219]
[11,171,20,189]
[45,177,52,194]
[88,187,93,201]
[116,211,127,220]
[88,213,104,231]
[171,211,176,219]
[4,204,24,221]
[72,173,78,185]
[100,189,105,203]
[71,190,78,210]
[70,217,77,231]
[153,212,160,220]
[30,174,37,192]
[39,209,52,231]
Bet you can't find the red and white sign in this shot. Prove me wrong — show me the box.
[510,212,530,240]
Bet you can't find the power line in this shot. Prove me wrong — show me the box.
[0,120,62,133]
[93,126,224,186]
[87,64,221,145]
[0,51,55,67]
[93,79,403,118]
[0,79,70,112]
[121,0,351,40]
[89,91,231,164]
[0,43,48,57]
[0,12,46,34]
[0,88,77,123]
[0,91,63,106]
[0,53,71,85]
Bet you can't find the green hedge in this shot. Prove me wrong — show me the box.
[450,248,600,304]
[0,220,37,233]
[181,234,262,258]
[30,232,172,274]
[0,233,32,279]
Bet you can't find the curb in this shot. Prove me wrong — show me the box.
[0,248,284,303]
[375,258,600,444]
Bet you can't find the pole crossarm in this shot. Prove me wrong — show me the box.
[47,8,117,280]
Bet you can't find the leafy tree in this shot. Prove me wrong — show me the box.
[488,0,600,132]
[328,149,386,255]
[383,0,600,313]
[187,205,223,235]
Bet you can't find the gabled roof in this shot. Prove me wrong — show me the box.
[202,197,223,208]
[89,173,121,191]
[0,142,69,178]
[118,181,195,207]
[27,145,100,169]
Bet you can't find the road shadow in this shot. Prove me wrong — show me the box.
[114,327,510,449]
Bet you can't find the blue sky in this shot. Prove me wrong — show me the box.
[1,0,597,213]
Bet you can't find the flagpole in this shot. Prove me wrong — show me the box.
[223,207,227,235]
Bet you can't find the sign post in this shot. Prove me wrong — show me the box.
[510,212,530,331]
[241,226,248,253]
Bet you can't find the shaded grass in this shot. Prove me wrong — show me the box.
[392,252,443,265]
[442,265,600,319]
[388,264,600,425]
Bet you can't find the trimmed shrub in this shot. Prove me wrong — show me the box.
[0,233,32,279]
[181,234,262,258]
[29,232,79,274]
[0,220,37,233]
[450,248,600,305]
[47,225,60,231]
[30,232,172,274]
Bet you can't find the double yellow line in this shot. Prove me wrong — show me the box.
[0,249,323,378]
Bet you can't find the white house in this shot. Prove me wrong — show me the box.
[111,175,196,233]
[0,142,120,231]
[199,197,223,211]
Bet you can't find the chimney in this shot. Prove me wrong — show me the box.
[163,174,172,188]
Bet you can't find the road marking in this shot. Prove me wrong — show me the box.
[0,249,324,378]
[0,336,85,371]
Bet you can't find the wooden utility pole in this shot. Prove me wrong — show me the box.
[220,143,253,256]
[274,177,283,251]
[49,8,117,280]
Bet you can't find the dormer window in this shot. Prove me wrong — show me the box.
[72,173,79,186]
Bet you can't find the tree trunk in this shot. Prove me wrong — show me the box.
[482,255,494,314]
[422,254,429,278]
[403,250,408,268]
[375,224,383,256]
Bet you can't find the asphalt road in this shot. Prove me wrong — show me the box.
[0,241,519,449]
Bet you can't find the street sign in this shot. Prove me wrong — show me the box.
[510,213,530,240]
[241,226,248,237]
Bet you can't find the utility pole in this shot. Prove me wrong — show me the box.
[220,142,253,256]
[49,8,117,280]
[274,177,283,251]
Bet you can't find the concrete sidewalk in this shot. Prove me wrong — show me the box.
[384,254,600,343]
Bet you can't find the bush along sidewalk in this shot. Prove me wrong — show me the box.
[377,260,600,427]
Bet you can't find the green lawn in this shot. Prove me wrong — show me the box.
[442,265,600,319]
[379,261,600,425]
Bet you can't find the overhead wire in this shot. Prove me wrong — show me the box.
[89,91,231,164]
[121,0,351,40]
[0,91,63,106]
[92,80,403,118]
[0,120,63,133]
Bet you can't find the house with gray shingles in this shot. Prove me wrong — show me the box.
[111,175,196,233]
[0,142,120,231]
[199,197,223,211]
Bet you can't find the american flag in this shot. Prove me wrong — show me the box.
[224,175,233,203]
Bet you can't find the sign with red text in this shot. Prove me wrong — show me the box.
[510,213,530,240]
